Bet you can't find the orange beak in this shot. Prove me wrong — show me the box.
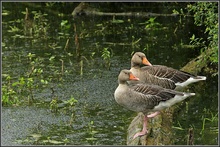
[142,57,152,66]
[129,73,139,81]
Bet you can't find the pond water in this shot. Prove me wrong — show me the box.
[1,2,218,145]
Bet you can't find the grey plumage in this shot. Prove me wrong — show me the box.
[114,70,195,115]
[130,52,206,90]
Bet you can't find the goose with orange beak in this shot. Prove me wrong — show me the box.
[130,52,206,90]
[114,69,195,139]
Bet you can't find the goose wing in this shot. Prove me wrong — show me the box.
[143,65,195,83]
[131,83,182,102]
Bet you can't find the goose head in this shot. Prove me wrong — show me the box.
[131,52,152,67]
[118,70,139,84]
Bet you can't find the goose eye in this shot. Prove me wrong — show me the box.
[139,55,143,59]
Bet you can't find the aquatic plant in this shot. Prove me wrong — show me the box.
[85,120,99,144]
[144,17,162,30]
[200,108,218,135]
[172,107,218,145]
[49,98,59,113]
[2,75,20,106]
[2,53,51,106]
[101,47,111,69]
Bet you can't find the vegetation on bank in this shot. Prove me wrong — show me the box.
[187,2,218,75]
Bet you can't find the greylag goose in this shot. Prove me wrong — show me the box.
[130,52,206,90]
[114,69,195,139]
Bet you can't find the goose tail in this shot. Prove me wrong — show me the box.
[175,76,206,89]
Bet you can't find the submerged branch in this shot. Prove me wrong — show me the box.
[83,11,179,17]
[72,2,181,18]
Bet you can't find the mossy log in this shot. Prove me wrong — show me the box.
[127,109,174,145]
[127,49,211,145]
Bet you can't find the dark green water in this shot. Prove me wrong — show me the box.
[1,2,218,145]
